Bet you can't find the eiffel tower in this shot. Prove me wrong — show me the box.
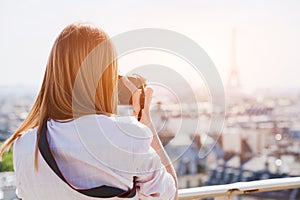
[227,28,241,90]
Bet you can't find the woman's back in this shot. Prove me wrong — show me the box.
[13,114,176,199]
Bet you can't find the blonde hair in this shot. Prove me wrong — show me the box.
[0,23,118,169]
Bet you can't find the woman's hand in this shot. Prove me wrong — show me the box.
[120,76,153,127]
[131,86,153,126]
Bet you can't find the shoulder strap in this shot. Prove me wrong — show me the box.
[38,119,137,198]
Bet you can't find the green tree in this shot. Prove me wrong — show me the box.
[0,147,14,172]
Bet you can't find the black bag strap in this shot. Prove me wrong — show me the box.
[38,119,137,198]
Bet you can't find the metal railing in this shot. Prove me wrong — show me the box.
[178,177,300,200]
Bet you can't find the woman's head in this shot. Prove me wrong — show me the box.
[0,23,118,166]
[44,23,118,119]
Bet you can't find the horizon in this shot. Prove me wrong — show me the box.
[1,84,300,98]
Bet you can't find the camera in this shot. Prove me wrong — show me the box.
[118,74,146,105]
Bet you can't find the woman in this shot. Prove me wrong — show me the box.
[0,23,178,199]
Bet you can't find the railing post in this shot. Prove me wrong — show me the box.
[215,190,239,200]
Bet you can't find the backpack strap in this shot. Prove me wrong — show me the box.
[38,119,137,198]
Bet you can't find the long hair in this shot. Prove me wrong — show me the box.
[0,23,118,170]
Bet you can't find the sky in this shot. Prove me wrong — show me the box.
[1,0,300,92]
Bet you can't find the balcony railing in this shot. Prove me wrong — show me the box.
[178,177,300,200]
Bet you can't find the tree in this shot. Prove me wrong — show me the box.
[0,147,14,172]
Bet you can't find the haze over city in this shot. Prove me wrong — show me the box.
[1,0,300,93]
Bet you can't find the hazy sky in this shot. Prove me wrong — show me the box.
[1,0,300,91]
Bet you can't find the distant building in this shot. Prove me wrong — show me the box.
[0,172,18,200]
